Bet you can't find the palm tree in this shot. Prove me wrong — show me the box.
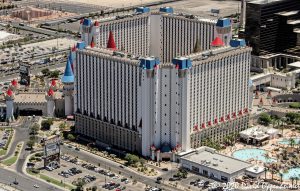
[264,165,269,180]
[290,138,296,148]
[272,119,277,129]
[279,172,283,182]
[281,117,287,135]
[271,169,276,180]
[264,153,272,164]
[295,176,299,185]
[291,177,295,186]
[283,149,288,160]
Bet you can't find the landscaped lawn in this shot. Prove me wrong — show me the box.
[1,142,22,166]
[0,149,7,156]
[2,156,18,166]
[39,174,75,190]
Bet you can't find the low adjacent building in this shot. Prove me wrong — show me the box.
[13,91,64,116]
[245,165,265,178]
[239,126,279,145]
[180,147,252,182]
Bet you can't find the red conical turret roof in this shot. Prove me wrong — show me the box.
[208,121,212,126]
[211,37,224,47]
[7,89,13,96]
[11,79,17,86]
[48,88,54,96]
[107,31,117,50]
[238,110,243,116]
[260,97,263,103]
[51,79,56,87]
[220,116,225,122]
[90,36,95,48]
[94,21,99,26]
[226,114,231,120]
[71,44,76,52]
[214,118,218,124]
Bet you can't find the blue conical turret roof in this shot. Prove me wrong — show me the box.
[61,57,74,83]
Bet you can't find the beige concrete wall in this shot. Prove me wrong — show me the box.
[75,114,142,153]
[190,115,249,148]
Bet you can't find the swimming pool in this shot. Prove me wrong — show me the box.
[282,168,300,180]
[232,148,276,163]
[278,138,300,145]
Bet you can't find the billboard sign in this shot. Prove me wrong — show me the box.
[43,135,61,168]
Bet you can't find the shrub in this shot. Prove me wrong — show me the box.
[289,102,300,109]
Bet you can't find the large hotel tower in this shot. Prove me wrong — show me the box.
[74,7,251,159]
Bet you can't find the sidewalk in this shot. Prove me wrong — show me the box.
[0,117,24,128]
[0,183,20,191]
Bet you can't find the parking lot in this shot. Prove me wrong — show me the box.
[0,129,12,151]
[15,0,108,14]
[34,154,147,191]
[0,24,51,44]
[0,37,75,73]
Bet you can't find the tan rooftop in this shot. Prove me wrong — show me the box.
[14,92,63,103]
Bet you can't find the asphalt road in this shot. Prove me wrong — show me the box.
[0,118,30,161]
[0,117,64,191]
[0,168,62,191]
[61,145,182,191]
[10,23,68,38]
[0,62,66,82]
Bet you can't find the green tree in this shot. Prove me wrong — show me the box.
[67,134,76,141]
[264,165,269,180]
[279,172,283,182]
[27,139,35,149]
[296,79,300,87]
[41,119,53,130]
[286,112,300,124]
[290,138,296,147]
[30,123,40,135]
[124,154,140,166]
[41,68,50,76]
[291,177,295,186]
[59,123,66,131]
[258,113,272,126]
[295,176,299,185]
[289,102,300,109]
[49,70,60,78]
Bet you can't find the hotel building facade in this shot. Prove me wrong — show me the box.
[75,7,251,158]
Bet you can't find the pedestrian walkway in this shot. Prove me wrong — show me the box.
[0,183,19,191]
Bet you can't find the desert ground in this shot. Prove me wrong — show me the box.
[61,0,240,17]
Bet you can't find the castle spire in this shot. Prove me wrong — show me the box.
[90,36,95,48]
[107,31,117,50]
[61,58,74,83]
[211,36,224,47]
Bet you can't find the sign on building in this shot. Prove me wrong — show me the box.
[19,61,30,86]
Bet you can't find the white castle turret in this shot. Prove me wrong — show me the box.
[61,52,75,116]
[215,18,232,46]
[80,18,100,47]
[46,87,55,117]
[5,88,15,122]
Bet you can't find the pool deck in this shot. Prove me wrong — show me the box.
[220,128,300,184]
